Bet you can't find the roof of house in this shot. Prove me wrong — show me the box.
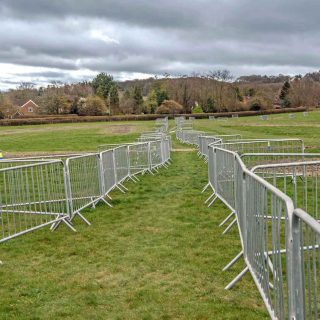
[19,100,40,109]
[13,100,41,116]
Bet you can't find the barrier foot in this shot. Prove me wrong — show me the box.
[106,194,112,200]
[101,198,113,208]
[51,218,77,232]
[119,183,128,191]
[225,266,249,290]
[133,175,140,181]
[219,211,235,227]
[116,185,126,193]
[223,251,243,271]
[75,212,91,226]
[208,195,218,207]
[222,218,237,235]
[202,183,210,193]
[129,176,138,183]
[50,220,61,231]
[205,192,215,204]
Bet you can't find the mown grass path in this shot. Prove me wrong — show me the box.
[0,151,268,319]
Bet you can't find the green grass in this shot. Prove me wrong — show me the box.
[193,111,320,152]
[0,152,268,320]
[2,113,320,319]
[0,121,155,152]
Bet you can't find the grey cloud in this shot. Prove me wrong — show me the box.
[1,0,320,90]
[0,0,200,29]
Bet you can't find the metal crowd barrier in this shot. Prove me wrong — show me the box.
[204,143,320,319]
[128,142,150,176]
[241,153,320,169]
[176,130,205,146]
[198,135,242,159]
[0,160,74,243]
[155,117,168,132]
[176,126,320,319]
[220,138,304,154]
[0,134,171,244]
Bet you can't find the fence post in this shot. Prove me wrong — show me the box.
[97,153,105,197]
[242,170,247,257]
[213,148,218,191]
[147,142,152,171]
[112,150,118,185]
[63,160,73,217]
[288,212,305,319]
[286,208,304,319]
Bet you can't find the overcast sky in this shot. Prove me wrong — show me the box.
[0,0,320,90]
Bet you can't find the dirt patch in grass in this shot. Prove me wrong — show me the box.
[108,124,134,134]
[238,123,320,127]
[4,151,90,158]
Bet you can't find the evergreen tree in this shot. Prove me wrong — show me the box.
[235,86,243,102]
[109,85,120,115]
[279,80,291,108]
[132,85,143,114]
[206,97,216,113]
[155,89,169,106]
[91,73,114,100]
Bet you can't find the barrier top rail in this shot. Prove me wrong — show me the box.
[241,152,320,168]
[3,153,94,161]
[251,159,320,173]
[0,159,63,171]
[220,138,305,154]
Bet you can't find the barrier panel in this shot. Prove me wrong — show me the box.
[208,147,298,319]
[198,134,242,158]
[176,130,205,146]
[114,145,130,183]
[0,116,171,244]
[241,152,320,169]
[65,154,103,220]
[128,142,150,176]
[0,160,72,243]
[177,127,320,319]
[292,208,320,319]
[198,136,221,158]
[221,138,304,154]
[206,144,320,319]
[251,161,320,219]
[150,140,165,170]
[100,149,116,196]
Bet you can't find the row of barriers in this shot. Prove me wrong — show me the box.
[0,127,171,244]
[176,122,320,320]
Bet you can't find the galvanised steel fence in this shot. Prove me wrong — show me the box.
[198,134,242,159]
[0,120,171,244]
[0,160,74,243]
[220,138,304,154]
[176,122,320,319]
[176,130,206,146]
[155,117,168,132]
[211,151,320,318]
[241,153,320,169]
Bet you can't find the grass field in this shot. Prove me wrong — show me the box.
[1,112,320,319]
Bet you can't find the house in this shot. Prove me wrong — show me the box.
[14,100,41,117]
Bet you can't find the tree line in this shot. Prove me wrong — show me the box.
[1,70,320,118]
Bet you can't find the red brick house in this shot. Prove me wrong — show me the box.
[15,100,41,117]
